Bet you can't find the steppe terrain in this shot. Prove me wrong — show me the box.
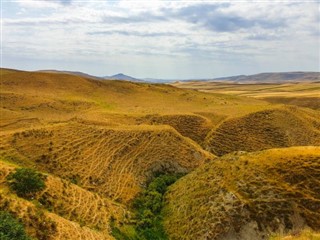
[0,68,319,239]
[172,80,320,111]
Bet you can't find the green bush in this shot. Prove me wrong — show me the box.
[112,174,184,240]
[0,211,31,240]
[147,174,181,194]
[6,168,46,199]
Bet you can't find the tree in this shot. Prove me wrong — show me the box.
[0,211,31,240]
[6,168,46,199]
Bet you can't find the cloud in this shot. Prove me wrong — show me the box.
[17,0,72,8]
[87,30,184,37]
[2,1,319,78]
[101,12,167,24]
[166,3,286,32]
[247,33,282,41]
[60,0,72,5]
[98,3,287,32]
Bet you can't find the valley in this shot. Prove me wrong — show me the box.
[0,68,319,240]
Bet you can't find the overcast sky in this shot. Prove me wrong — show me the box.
[1,0,319,79]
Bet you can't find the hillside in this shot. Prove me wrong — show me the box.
[163,147,320,240]
[0,121,212,203]
[172,81,320,110]
[0,160,123,239]
[1,69,320,239]
[204,106,320,156]
[38,70,103,81]
[0,70,272,121]
[212,72,320,83]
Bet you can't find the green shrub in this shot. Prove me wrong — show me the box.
[112,174,184,240]
[6,168,46,199]
[147,174,181,194]
[0,211,31,240]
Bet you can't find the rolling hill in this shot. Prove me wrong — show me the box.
[204,106,320,156]
[164,147,320,240]
[1,68,319,239]
[0,121,212,203]
[212,72,320,83]
[172,80,320,111]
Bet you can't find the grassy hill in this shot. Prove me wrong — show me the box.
[163,147,320,240]
[212,72,320,83]
[0,69,272,124]
[0,121,212,204]
[0,160,122,239]
[172,81,320,110]
[1,69,319,239]
[204,106,320,156]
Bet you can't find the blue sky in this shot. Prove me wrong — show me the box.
[1,0,319,79]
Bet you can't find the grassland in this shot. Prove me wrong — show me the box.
[172,81,320,110]
[1,68,320,239]
[204,106,320,156]
[164,147,320,240]
[0,160,122,239]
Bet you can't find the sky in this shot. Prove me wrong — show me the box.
[1,0,319,79]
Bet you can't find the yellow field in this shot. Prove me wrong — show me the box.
[1,69,319,239]
[172,81,320,110]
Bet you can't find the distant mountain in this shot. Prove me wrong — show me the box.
[212,72,320,83]
[30,70,320,84]
[143,78,177,83]
[38,70,103,80]
[104,73,145,82]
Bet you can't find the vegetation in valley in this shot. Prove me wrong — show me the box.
[0,211,31,240]
[112,174,183,240]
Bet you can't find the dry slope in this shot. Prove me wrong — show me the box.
[204,106,320,156]
[0,160,125,240]
[0,120,212,203]
[163,147,320,240]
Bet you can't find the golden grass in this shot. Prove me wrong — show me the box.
[0,160,117,240]
[163,146,320,240]
[0,70,273,126]
[172,81,320,110]
[1,69,320,239]
[204,105,320,156]
[0,121,212,203]
[270,228,320,240]
[136,113,213,145]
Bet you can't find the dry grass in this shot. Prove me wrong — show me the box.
[1,69,319,239]
[163,147,320,240]
[205,106,320,156]
[270,228,320,240]
[0,70,272,127]
[0,121,212,203]
[136,113,213,145]
[172,81,320,110]
[262,97,320,111]
[0,160,117,239]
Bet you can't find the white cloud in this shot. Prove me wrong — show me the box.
[2,1,319,78]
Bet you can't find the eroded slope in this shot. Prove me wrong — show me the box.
[1,121,212,203]
[0,161,122,240]
[164,147,320,240]
[205,106,320,156]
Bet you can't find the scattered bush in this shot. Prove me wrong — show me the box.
[0,211,31,240]
[6,168,46,199]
